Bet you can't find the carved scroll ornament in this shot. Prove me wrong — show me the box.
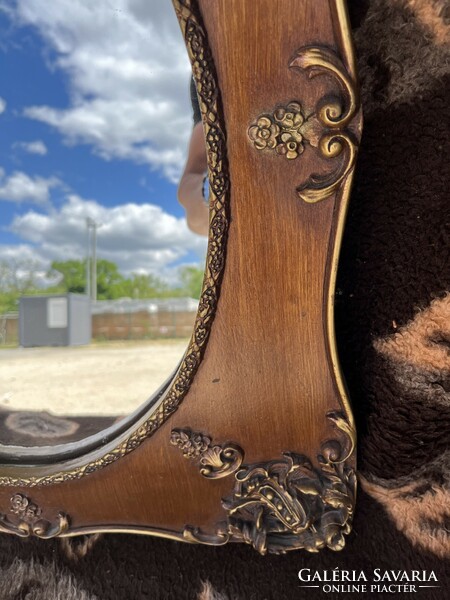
[248,46,360,203]
[171,412,356,555]
[0,494,69,538]
[170,429,244,479]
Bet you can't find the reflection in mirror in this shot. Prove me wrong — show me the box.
[0,2,207,450]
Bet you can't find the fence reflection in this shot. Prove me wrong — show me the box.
[1,297,198,346]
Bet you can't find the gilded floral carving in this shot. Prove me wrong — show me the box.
[248,102,305,160]
[170,429,211,459]
[170,429,244,479]
[0,494,69,538]
[223,414,356,555]
[248,47,361,203]
[10,494,41,522]
[248,116,280,151]
[177,413,356,555]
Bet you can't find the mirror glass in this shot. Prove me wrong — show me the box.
[0,1,208,449]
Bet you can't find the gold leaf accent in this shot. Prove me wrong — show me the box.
[290,46,358,128]
[297,132,357,203]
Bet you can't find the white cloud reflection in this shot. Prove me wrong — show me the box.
[7,0,193,182]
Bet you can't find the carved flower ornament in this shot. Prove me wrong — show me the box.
[1,494,69,538]
[248,102,305,160]
[171,429,211,459]
[247,46,360,203]
[171,412,356,555]
[11,493,41,522]
[248,116,280,151]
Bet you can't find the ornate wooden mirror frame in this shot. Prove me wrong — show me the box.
[0,0,362,555]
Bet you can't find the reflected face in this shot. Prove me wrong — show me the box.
[0,1,207,448]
